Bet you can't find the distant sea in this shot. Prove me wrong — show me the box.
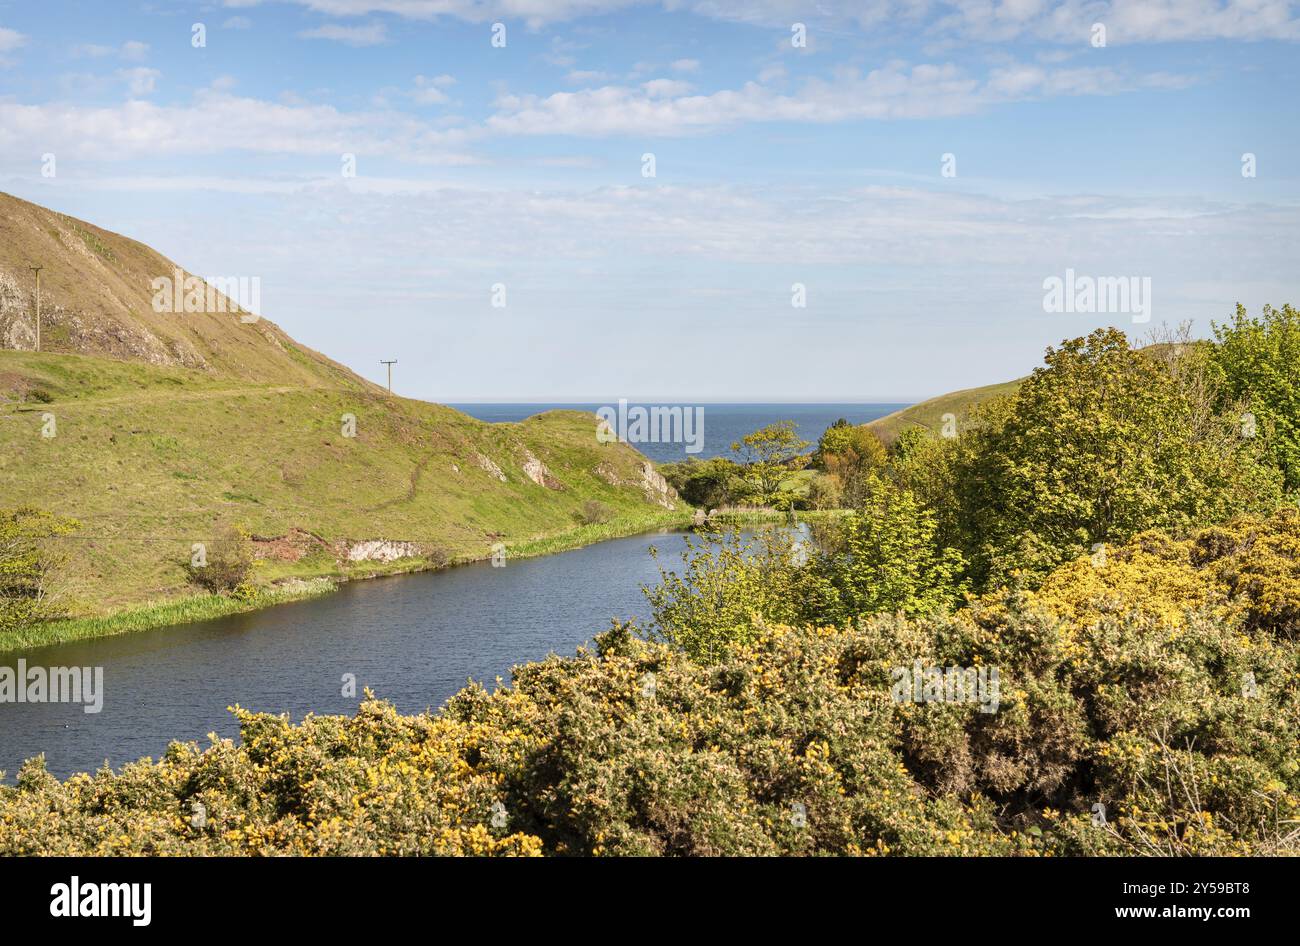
[449,403,908,464]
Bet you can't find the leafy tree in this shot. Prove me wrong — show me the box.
[817,421,887,508]
[659,456,743,509]
[1211,303,1300,491]
[942,328,1282,587]
[643,526,832,663]
[730,421,809,504]
[1,507,78,635]
[814,475,967,621]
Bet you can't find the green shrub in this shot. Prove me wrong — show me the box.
[578,499,614,525]
[185,525,255,594]
[0,507,78,636]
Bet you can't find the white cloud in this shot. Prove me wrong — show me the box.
[566,69,614,83]
[299,22,388,45]
[118,67,161,96]
[0,27,24,52]
[0,25,27,60]
[487,60,1186,136]
[0,91,478,162]
[70,43,114,58]
[641,77,693,97]
[223,16,254,29]
[71,40,150,61]
[670,58,700,72]
[217,0,1300,41]
[411,73,456,104]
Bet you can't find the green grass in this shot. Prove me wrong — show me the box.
[508,508,693,558]
[5,579,336,652]
[1,350,694,623]
[867,378,1022,444]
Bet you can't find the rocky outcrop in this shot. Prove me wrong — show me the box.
[344,539,423,563]
[520,449,563,490]
[476,452,507,482]
[639,461,678,509]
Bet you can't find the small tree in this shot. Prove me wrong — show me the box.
[730,421,809,505]
[1,507,78,635]
[578,499,614,525]
[817,422,887,508]
[643,526,833,664]
[945,327,1283,587]
[187,525,255,594]
[660,457,743,509]
[815,475,967,621]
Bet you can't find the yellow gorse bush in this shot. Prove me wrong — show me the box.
[1,511,1297,856]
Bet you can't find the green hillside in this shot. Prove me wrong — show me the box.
[868,379,1022,444]
[0,193,687,633]
[0,350,685,620]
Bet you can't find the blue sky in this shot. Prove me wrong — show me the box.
[1,0,1297,400]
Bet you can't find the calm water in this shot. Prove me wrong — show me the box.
[452,403,904,463]
[0,529,697,781]
[2,400,894,780]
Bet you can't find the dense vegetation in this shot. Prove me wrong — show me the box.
[3,310,1298,856]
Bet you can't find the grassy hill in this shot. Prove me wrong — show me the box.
[0,350,685,622]
[867,379,1022,444]
[0,190,366,387]
[0,195,687,634]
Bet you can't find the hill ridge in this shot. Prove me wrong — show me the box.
[0,190,373,390]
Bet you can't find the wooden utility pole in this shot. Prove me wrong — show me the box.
[380,359,396,393]
[29,265,42,352]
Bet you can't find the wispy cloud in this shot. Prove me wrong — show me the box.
[0,89,477,162]
[220,1,1300,41]
[0,25,27,63]
[118,67,160,96]
[488,60,1190,136]
[298,22,388,45]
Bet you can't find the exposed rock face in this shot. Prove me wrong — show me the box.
[639,461,678,510]
[344,539,423,563]
[0,270,34,350]
[520,449,563,490]
[476,452,507,482]
[595,460,677,509]
[250,528,328,562]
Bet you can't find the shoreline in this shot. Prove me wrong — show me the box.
[5,508,694,654]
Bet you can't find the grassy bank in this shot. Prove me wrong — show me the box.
[5,508,692,654]
[6,578,337,652]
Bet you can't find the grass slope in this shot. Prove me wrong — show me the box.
[0,350,688,624]
[867,379,1022,444]
[0,190,370,388]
